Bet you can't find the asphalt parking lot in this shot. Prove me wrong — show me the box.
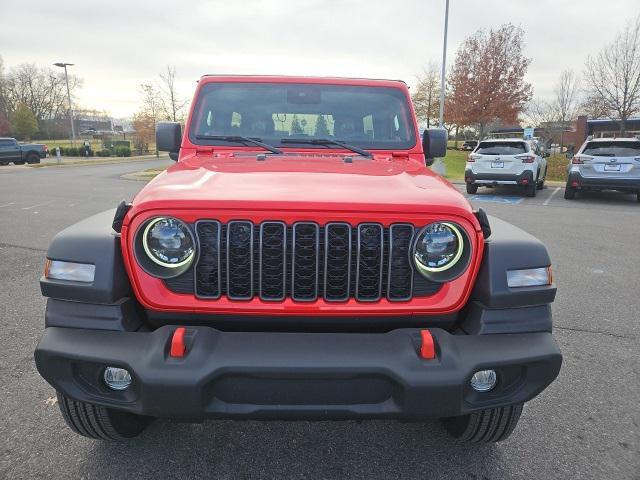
[0,160,638,480]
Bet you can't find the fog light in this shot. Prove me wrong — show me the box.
[470,369,497,392]
[103,367,132,391]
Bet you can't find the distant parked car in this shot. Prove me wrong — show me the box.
[460,140,478,151]
[0,138,48,165]
[565,137,640,202]
[464,138,548,197]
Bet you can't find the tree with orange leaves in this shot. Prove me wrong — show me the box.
[447,24,533,137]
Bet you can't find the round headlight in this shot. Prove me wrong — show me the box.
[413,222,470,282]
[142,217,194,268]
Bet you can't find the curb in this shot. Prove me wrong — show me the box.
[28,155,168,168]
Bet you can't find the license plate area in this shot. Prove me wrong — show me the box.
[491,161,504,168]
[604,164,621,171]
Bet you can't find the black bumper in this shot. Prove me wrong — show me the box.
[567,172,640,192]
[465,169,534,185]
[35,325,562,420]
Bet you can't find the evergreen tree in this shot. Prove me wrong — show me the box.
[290,114,304,135]
[12,103,38,140]
[314,115,329,136]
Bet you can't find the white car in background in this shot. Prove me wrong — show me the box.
[464,138,548,197]
[565,137,640,202]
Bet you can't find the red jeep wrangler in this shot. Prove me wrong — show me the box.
[35,76,561,443]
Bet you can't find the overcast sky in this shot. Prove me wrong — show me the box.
[1,0,638,118]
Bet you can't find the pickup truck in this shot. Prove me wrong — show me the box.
[0,137,48,165]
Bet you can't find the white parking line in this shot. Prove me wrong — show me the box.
[544,187,561,206]
[0,202,15,208]
[22,200,54,210]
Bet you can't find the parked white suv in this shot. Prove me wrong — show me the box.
[565,137,640,202]
[464,138,548,197]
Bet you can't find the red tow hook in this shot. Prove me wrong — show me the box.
[420,329,436,360]
[170,327,187,358]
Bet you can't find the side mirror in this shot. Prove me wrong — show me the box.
[156,122,182,161]
[422,128,447,166]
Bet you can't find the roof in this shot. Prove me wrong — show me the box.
[479,137,530,142]
[198,74,407,88]
[586,137,640,142]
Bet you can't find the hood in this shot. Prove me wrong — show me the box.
[130,153,472,216]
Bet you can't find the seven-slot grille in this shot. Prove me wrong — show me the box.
[192,221,421,302]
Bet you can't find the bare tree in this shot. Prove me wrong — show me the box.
[1,63,82,136]
[584,16,640,134]
[553,70,580,148]
[137,84,163,156]
[159,65,187,122]
[411,63,440,128]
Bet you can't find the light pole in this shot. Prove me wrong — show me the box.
[438,0,449,127]
[53,62,76,146]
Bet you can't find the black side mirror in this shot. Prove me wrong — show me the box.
[422,128,447,166]
[156,122,182,161]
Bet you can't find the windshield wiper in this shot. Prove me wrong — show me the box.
[195,135,283,155]
[280,138,372,158]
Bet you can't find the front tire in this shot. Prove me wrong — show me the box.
[57,392,152,441]
[466,183,478,194]
[442,403,524,443]
[536,169,545,190]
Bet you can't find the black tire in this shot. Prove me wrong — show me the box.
[564,186,576,199]
[442,403,524,443]
[525,181,536,197]
[26,153,40,164]
[0,161,9,166]
[57,392,152,441]
[636,191,640,203]
[466,183,478,194]
[14,160,25,165]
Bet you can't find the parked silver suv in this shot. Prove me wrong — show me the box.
[565,137,640,202]
[464,138,548,197]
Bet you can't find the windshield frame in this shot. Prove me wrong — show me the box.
[187,81,418,152]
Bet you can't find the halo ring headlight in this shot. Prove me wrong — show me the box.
[412,222,471,282]
[134,216,196,279]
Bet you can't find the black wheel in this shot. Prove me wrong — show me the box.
[0,161,9,166]
[26,153,40,164]
[525,181,536,197]
[14,160,25,165]
[636,191,640,203]
[564,186,576,200]
[442,403,524,443]
[466,183,478,194]
[57,392,152,441]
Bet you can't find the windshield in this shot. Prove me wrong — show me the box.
[189,82,416,150]
[582,141,640,157]
[475,141,527,155]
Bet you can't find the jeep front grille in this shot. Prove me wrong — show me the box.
[184,220,440,302]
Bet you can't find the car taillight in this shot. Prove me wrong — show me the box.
[516,154,535,163]
[468,154,480,162]
[44,144,49,153]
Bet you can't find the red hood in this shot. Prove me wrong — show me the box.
[130,152,472,217]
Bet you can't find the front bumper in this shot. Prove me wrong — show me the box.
[35,325,562,420]
[567,171,640,192]
[465,169,534,186]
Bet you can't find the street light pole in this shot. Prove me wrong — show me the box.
[53,62,76,146]
[438,0,449,127]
